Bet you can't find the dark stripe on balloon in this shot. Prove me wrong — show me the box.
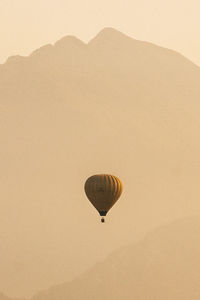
[114,176,119,200]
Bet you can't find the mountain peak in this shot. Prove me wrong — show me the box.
[88,27,134,46]
[97,27,123,35]
[55,35,85,48]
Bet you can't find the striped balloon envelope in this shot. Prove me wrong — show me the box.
[84,174,123,222]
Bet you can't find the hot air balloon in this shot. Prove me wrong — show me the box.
[84,174,123,222]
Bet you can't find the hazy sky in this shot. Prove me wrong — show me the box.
[0,0,200,65]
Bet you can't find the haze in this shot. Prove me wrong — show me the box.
[1,0,200,65]
[1,26,200,298]
[1,2,200,298]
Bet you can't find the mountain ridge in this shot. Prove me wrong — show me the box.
[1,27,199,69]
[29,216,200,300]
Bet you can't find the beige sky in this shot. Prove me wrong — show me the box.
[0,0,200,65]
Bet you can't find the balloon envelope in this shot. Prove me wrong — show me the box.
[84,174,123,216]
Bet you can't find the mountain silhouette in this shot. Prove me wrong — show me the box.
[1,28,200,297]
[30,217,200,300]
